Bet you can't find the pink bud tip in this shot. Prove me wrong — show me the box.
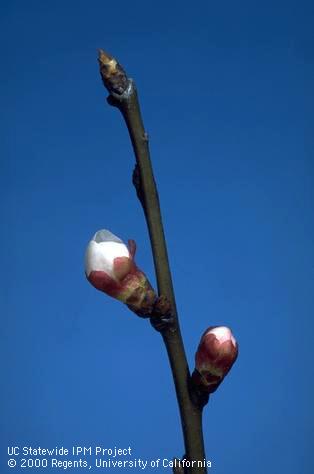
[193,326,238,394]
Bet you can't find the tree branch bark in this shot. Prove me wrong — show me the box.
[98,49,207,473]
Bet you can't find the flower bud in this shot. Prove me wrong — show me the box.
[85,229,157,316]
[192,326,238,394]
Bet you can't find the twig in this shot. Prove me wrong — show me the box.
[98,49,207,473]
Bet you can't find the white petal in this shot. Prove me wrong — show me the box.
[93,229,123,244]
[85,230,130,278]
[208,326,236,346]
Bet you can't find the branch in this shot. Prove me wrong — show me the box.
[98,49,207,473]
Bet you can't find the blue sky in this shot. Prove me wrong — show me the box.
[1,0,313,473]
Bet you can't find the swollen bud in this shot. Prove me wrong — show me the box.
[192,326,238,394]
[85,229,157,316]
